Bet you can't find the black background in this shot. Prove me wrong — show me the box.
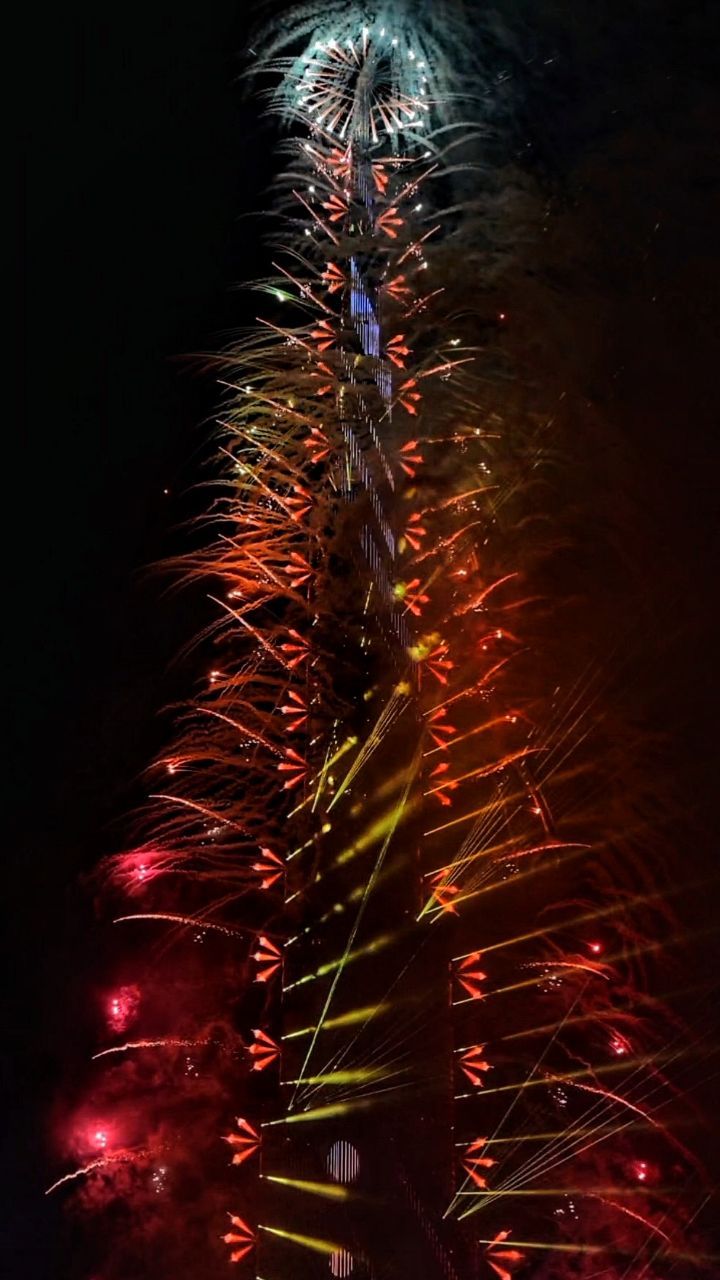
[10,2,720,1275]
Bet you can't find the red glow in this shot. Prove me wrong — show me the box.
[248,1028,280,1072]
[463,1137,496,1188]
[609,1031,632,1057]
[626,1157,664,1191]
[89,1126,110,1152]
[252,848,285,889]
[223,1213,256,1264]
[111,848,168,892]
[458,1044,492,1087]
[222,1117,261,1166]
[252,935,282,983]
[453,952,487,1000]
[485,1231,525,1280]
[428,870,459,914]
[106,984,140,1034]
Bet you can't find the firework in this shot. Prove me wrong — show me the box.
[51,6,711,1279]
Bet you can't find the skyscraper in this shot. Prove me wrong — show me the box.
[253,26,464,1276]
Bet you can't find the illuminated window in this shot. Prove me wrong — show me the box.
[326,1139,360,1184]
[350,259,380,359]
[329,1249,354,1277]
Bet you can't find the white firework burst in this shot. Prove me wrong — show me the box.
[249,1,492,133]
[291,25,432,144]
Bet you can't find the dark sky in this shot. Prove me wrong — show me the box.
[11,2,720,1276]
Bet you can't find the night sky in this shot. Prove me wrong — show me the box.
[11,2,720,1275]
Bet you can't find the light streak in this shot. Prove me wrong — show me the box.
[283,1067,389,1086]
[259,1226,340,1256]
[282,1003,387,1040]
[289,768,416,1110]
[264,1175,350,1201]
[282,932,396,990]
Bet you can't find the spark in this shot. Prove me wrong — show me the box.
[113,913,244,937]
[92,1037,210,1061]
[46,1149,149,1196]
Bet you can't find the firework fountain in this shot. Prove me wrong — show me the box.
[50,4,712,1277]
